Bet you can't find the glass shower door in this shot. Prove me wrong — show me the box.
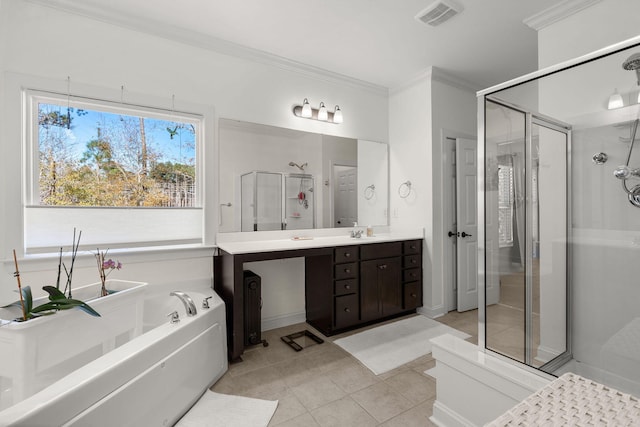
[485,99,571,372]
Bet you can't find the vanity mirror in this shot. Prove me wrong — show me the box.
[218,119,389,232]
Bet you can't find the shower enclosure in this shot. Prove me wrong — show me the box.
[480,39,640,397]
[240,171,315,231]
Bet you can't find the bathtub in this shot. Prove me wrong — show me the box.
[0,289,228,426]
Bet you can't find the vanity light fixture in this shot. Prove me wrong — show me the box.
[608,88,624,110]
[301,98,312,118]
[333,105,343,124]
[293,99,343,124]
[318,102,328,121]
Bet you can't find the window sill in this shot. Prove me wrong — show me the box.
[5,244,217,273]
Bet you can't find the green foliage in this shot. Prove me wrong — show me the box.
[13,285,101,321]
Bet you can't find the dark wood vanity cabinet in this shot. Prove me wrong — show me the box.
[306,239,423,337]
[360,243,403,322]
[402,240,423,310]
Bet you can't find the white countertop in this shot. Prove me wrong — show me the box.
[217,230,424,255]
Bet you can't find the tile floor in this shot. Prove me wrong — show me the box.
[211,310,478,426]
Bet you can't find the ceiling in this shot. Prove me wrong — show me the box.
[42,0,571,90]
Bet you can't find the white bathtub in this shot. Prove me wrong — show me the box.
[0,289,228,426]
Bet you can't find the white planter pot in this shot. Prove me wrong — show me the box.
[0,279,147,409]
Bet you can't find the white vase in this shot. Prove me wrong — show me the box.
[0,279,147,409]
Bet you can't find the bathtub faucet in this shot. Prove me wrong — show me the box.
[170,291,198,317]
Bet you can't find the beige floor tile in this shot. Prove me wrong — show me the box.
[351,381,414,423]
[290,376,346,411]
[271,411,320,427]
[325,359,381,394]
[273,354,326,388]
[384,370,436,404]
[229,365,289,399]
[268,391,308,426]
[310,396,378,427]
[380,399,437,427]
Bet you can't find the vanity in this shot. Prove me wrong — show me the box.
[215,231,424,361]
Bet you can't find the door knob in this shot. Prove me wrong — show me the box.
[461,232,473,238]
[447,231,456,237]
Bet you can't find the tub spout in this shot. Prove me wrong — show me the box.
[170,291,197,317]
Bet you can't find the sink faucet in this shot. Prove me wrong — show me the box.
[170,291,197,317]
[350,222,363,238]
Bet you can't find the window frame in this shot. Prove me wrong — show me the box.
[22,88,210,254]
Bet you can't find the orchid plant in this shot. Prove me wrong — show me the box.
[95,249,122,297]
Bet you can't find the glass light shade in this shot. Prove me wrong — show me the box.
[608,89,624,109]
[318,102,328,121]
[333,105,343,124]
[301,98,312,118]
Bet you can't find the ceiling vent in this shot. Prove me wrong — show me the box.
[415,0,463,26]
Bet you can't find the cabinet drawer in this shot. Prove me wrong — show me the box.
[334,262,358,280]
[334,279,357,296]
[335,294,359,329]
[403,281,422,310]
[361,242,402,260]
[335,246,359,263]
[403,254,421,268]
[403,268,421,282]
[403,240,421,255]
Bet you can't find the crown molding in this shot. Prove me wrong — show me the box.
[24,0,388,97]
[390,66,478,95]
[523,0,603,31]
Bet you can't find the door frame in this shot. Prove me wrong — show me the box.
[439,129,476,313]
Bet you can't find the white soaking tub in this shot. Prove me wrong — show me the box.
[0,288,228,426]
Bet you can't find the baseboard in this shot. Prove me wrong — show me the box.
[431,401,476,427]
[418,305,446,319]
[261,311,306,332]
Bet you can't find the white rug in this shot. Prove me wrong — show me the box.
[176,390,278,427]
[334,315,470,375]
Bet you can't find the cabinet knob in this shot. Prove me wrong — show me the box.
[344,268,351,274]
[344,284,351,290]
[411,293,417,298]
[410,245,416,250]
[344,307,351,313]
[411,273,416,278]
[345,253,351,258]
[378,264,387,270]
[411,259,417,264]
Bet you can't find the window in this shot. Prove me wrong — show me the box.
[24,90,205,253]
[497,164,514,248]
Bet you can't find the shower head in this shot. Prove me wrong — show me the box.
[623,53,640,85]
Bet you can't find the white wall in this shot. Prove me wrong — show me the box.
[538,0,640,68]
[389,68,476,317]
[0,0,388,309]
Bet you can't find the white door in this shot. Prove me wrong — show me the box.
[456,138,478,311]
[334,166,357,227]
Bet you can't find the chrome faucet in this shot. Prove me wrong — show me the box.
[170,291,197,317]
[350,222,363,238]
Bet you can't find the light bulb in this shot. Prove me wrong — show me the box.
[333,105,343,124]
[608,89,624,110]
[301,98,312,118]
[318,102,328,121]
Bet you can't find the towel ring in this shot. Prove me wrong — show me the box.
[398,181,412,198]
[364,184,375,200]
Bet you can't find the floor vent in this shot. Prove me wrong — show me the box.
[415,0,463,26]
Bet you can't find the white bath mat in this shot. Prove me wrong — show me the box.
[334,315,470,375]
[176,390,278,427]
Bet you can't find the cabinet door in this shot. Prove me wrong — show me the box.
[380,257,402,316]
[360,257,401,322]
